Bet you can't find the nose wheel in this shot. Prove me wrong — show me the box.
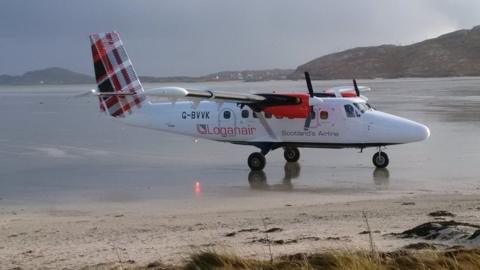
[372,151,389,168]
[248,152,266,171]
[284,147,300,162]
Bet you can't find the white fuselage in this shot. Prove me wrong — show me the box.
[118,97,430,148]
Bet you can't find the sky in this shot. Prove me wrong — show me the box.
[1,0,480,76]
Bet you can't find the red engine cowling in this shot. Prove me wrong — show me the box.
[341,91,357,97]
[263,93,310,118]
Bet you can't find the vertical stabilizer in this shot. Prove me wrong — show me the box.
[89,31,145,117]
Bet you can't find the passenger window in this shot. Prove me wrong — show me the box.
[265,112,272,119]
[320,111,328,120]
[344,104,356,118]
[223,111,231,119]
[241,110,249,118]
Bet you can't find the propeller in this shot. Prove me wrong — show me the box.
[304,71,314,130]
[305,72,314,98]
[353,79,360,97]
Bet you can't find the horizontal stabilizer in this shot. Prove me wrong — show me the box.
[73,89,138,98]
[91,89,138,96]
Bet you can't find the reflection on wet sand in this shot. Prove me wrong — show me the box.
[249,163,390,191]
[248,162,301,190]
[194,180,201,195]
[373,168,390,187]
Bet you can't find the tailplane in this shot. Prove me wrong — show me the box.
[89,31,145,117]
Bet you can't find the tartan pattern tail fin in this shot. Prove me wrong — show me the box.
[89,31,145,117]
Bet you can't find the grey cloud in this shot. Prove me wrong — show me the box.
[0,0,479,76]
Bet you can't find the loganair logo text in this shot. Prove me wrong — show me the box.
[196,124,256,137]
[182,111,210,119]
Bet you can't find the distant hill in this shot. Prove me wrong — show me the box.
[0,67,94,85]
[294,25,480,79]
[140,69,294,83]
[0,67,292,85]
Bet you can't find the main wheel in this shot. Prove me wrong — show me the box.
[372,152,389,168]
[248,152,266,171]
[284,147,300,162]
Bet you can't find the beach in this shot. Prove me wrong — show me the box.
[2,192,480,269]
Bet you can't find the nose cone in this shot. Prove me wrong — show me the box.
[408,122,430,142]
[391,118,430,143]
[366,111,430,144]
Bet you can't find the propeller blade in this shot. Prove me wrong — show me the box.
[353,79,360,97]
[304,72,314,97]
[304,106,314,130]
[303,71,316,129]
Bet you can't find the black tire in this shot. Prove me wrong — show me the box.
[372,152,389,168]
[248,152,266,171]
[284,147,300,162]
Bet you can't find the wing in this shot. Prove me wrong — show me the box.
[143,87,305,109]
[95,86,320,120]
[325,86,371,97]
[143,87,266,103]
[90,86,304,110]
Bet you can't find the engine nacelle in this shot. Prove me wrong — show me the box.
[144,87,188,98]
[263,93,310,118]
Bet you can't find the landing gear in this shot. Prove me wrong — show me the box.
[283,147,300,162]
[248,152,266,171]
[372,150,389,168]
[247,145,300,170]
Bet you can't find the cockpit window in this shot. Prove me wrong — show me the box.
[353,102,371,114]
[344,104,356,118]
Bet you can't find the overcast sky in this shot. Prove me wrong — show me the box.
[1,0,480,76]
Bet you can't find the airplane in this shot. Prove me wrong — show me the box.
[88,31,430,171]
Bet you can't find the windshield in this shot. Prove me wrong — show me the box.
[353,102,371,113]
